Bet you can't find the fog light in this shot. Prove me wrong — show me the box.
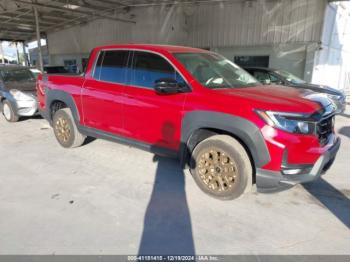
[282,169,303,175]
[282,167,312,175]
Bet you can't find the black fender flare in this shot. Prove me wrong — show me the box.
[44,88,81,125]
[180,110,270,168]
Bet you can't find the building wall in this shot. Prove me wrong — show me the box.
[28,46,49,67]
[46,0,327,78]
[49,53,89,73]
[213,43,308,80]
[312,2,350,91]
[47,5,188,71]
[48,0,326,52]
[198,0,326,81]
[47,5,188,55]
[187,0,326,48]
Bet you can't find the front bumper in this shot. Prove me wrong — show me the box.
[15,98,38,117]
[256,137,341,192]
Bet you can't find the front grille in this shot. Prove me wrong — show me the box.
[317,116,334,146]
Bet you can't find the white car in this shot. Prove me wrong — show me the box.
[0,66,38,122]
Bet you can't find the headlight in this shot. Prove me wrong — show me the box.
[9,89,34,101]
[256,110,316,134]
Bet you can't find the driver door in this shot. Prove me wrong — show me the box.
[122,51,188,151]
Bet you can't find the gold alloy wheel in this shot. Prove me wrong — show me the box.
[55,117,71,143]
[197,147,238,192]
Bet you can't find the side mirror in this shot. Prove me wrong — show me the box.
[154,78,184,94]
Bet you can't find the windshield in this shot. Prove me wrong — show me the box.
[173,52,259,89]
[274,70,306,84]
[0,68,36,83]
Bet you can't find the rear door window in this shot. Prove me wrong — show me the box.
[129,51,185,89]
[93,50,129,84]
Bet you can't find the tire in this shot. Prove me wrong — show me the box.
[190,135,253,200]
[2,100,19,122]
[52,108,86,148]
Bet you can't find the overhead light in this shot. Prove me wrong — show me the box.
[63,4,80,10]
[17,25,32,30]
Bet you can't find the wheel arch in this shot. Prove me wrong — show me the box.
[50,100,67,118]
[180,111,270,174]
[0,92,18,111]
[45,89,81,125]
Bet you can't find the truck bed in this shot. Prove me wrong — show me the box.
[37,74,85,119]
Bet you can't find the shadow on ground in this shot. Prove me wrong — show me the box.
[138,156,195,256]
[19,115,43,122]
[303,178,350,229]
[83,136,96,146]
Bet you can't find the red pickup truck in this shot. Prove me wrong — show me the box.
[37,44,340,200]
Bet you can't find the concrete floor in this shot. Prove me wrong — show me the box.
[0,110,350,255]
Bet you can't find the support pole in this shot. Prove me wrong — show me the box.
[22,42,28,66]
[0,41,4,64]
[34,6,43,71]
[15,42,20,65]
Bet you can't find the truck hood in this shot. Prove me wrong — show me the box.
[215,85,333,114]
[3,81,36,93]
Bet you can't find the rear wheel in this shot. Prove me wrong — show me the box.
[2,100,19,122]
[190,135,252,200]
[52,108,86,148]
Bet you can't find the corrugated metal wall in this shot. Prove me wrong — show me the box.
[187,0,326,48]
[214,43,308,80]
[47,5,188,55]
[312,2,350,91]
[47,0,327,54]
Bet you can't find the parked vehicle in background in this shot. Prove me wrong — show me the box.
[244,67,346,114]
[0,65,38,122]
[43,66,70,74]
[37,44,340,200]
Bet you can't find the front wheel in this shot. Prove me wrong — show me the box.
[190,135,253,200]
[2,100,19,122]
[52,108,86,148]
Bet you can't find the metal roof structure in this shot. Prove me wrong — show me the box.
[1,0,347,42]
[0,0,236,42]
